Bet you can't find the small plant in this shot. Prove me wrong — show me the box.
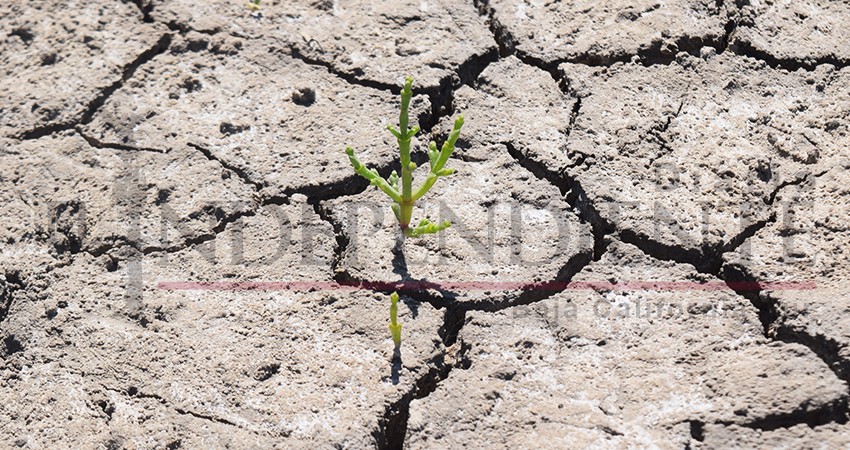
[246,0,260,12]
[389,292,402,350]
[345,76,464,237]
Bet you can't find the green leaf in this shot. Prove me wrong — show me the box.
[345,147,402,203]
[404,219,451,237]
[435,115,464,171]
[407,125,420,139]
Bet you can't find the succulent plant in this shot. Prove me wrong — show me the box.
[345,76,464,237]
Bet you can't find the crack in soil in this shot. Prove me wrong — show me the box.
[646,97,688,168]
[285,44,401,94]
[473,0,517,58]
[188,143,265,193]
[310,200,351,286]
[107,385,246,429]
[774,325,850,389]
[618,164,818,275]
[18,33,173,140]
[716,395,849,431]
[502,141,611,258]
[280,164,401,205]
[422,47,499,134]
[173,407,240,428]
[39,135,262,260]
[717,0,739,55]
[614,173,816,327]
[723,254,850,410]
[285,39,497,135]
[89,141,411,264]
[76,127,167,153]
[373,322,471,449]
[164,20,229,37]
[475,0,850,75]
[565,96,582,140]
[721,0,842,70]
[514,144,810,277]
[717,175,850,429]
[130,0,155,23]
[0,271,25,328]
[730,40,850,72]
[137,207,257,256]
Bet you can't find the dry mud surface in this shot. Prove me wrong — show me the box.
[1,1,849,449]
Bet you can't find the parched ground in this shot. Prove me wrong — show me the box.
[1,0,849,448]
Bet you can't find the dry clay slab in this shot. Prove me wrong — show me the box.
[82,34,430,200]
[0,132,257,273]
[733,0,850,68]
[556,55,846,271]
[148,0,496,92]
[0,200,443,448]
[725,163,850,383]
[0,0,166,138]
[479,0,730,65]
[405,242,848,448]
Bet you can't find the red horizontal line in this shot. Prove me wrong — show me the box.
[156,281,817,292]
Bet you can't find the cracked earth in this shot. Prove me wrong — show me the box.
[1,0,849,448]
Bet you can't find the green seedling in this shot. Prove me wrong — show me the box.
[389,292,402,350]
[246,0,260,12]
[345,76,464,237]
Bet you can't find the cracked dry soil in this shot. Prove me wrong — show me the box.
[1,0,849,449]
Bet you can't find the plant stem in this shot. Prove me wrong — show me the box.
[398,77,414,233]
[389,292,402,349]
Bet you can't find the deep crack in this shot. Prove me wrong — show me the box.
[473,0,516,58]
[730,40,850,72]
[720,397,849,431]
[590,169,812,276]
[373,337,470,449]
[0,272,25,327]
[723,253,850,401]
[130,0,155,23]
[502,141,612,260]
[718,173,850,429]
[774,325,850,388]
[310,200,350,286]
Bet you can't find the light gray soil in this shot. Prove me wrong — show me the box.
[1,0,849,448]
[406,242,847,448]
